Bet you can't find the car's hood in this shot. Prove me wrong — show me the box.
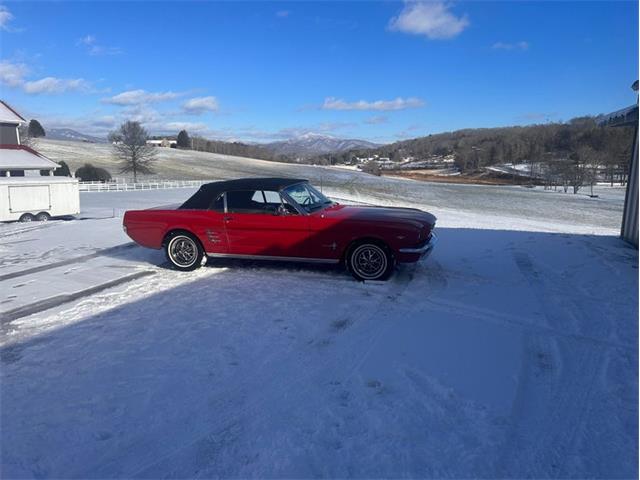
[318,204,436,229]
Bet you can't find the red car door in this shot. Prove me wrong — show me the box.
[199,210,229,254]
[223,190,312,258]
[185,194,229,254]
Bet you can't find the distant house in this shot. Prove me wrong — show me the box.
[0,100,59,177]
[146,138,177,148]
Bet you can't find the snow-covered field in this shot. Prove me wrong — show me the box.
[38,138,628,233]
[1,175,637,478]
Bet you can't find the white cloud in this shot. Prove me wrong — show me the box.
[0,61,28,87]
[0,5,14,31]
[364,115,389,125]
[0,60,94,95]
[183,96,219,114]
[162,121,209,132]
[103,89,183,105]
[492,41,529,51]
[77,34,122,56]
[389,1,469,40]
[322,96,424,111]
[23,77,90,94]
[120,104,161,124]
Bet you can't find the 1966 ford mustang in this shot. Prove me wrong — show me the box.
[123,178,436,281]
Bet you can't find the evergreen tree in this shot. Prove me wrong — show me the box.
[54,161,71,177]
[75,163,112,182]
[28,119,46,138]
[177,130,191,149]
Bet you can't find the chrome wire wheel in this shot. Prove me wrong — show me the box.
[168,235,198,268]
[350,244,388,280]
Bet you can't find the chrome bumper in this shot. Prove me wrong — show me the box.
[399,232,438,257]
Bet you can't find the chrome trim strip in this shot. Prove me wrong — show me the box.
[399,232,438,255]
[205,252,340,264]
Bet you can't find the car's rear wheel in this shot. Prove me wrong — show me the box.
[36,212,51,222]
[165,232,204,271]
[347,241,394,281]
[19,213,35,223]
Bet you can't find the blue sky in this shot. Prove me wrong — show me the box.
[0,1,637,143]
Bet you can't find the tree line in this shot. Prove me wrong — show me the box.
[189,135,289,162]
[39,116,636,192]
[308,116,636,190]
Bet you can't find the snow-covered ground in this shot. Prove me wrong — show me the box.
[1,179,637,478]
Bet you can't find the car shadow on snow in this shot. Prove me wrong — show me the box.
[0,228,638,478]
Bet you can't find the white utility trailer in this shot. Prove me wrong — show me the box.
[0,177,80,222]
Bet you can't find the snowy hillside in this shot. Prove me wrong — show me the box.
[0,186,637,478]
[46,128,107,144]
[265,133,379,157]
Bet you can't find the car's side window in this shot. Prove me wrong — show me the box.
[226,190,298,215]
[210,193,225,212]
[263,191,281,203]
[251,191,265,203]
[286,184,322,207]
[263,190,298,214]
[227,190,271,214]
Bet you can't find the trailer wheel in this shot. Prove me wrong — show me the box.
[19,213,35,223]
[35,212,51,222]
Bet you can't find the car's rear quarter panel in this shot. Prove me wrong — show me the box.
[123,210,216,250]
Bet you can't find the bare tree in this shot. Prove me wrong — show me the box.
[109,121,156,183]
[18,124,37,148]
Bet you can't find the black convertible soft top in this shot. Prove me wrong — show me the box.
[180,177,307,209]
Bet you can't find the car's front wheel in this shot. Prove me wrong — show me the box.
[165,232,204,271]
[347,241,394,281]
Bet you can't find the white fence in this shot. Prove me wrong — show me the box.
[79,180,215,192]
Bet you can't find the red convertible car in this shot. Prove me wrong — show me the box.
[123,178,437,281]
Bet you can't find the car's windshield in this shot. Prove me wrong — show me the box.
[283,183,333,213]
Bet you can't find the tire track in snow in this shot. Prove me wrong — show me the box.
[421,296,635,352]
[0,243,136,282]
[498,333,603,478]
[0,222,54,240]
[1,270,156,327]
[494,251,607,477]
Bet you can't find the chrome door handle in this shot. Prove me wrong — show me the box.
[224,216,233,222]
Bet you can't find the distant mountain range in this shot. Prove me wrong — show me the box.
[264,133,379,157]
[43,128,380,157]
[46,128,108,144]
